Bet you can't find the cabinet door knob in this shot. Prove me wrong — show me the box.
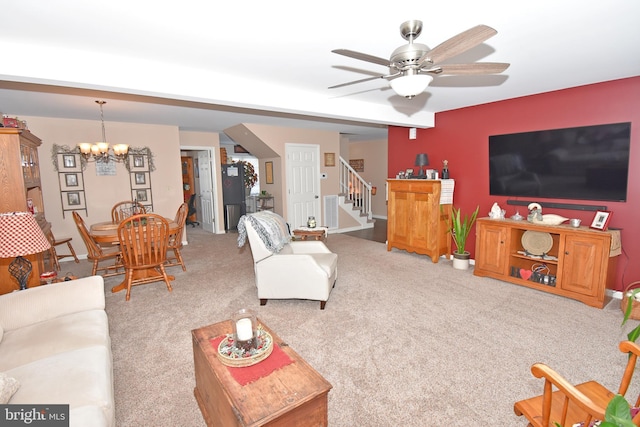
[565,251,569,255]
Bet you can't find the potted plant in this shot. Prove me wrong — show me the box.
[449,205,479,270]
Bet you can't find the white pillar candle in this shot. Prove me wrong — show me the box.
[236,318,253,341]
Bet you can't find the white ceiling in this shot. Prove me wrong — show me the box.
[1,1,639,144]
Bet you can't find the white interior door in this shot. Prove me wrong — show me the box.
[286,144,321,229]
[197,150,215,233]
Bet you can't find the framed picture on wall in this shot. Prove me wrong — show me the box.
[133,155,144,168]
[65,173,78,187]
[67,192,81,206]
[63,155,76,169]
[324,153,336,167]
[265,161,274,184]
[349,159,364,172]
[135,173,146,185]
[136,189,148,202]
[62,190,86,210]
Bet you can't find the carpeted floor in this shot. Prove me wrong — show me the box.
[66,227,636,426]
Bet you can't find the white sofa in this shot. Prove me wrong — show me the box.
[238,211,338,309]
[0,276,114,427]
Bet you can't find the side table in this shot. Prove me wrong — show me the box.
[293,227,328,242]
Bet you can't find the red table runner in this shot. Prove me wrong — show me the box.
[210,336,294,386]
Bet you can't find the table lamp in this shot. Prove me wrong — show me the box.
[415,153,430,177]
[0,212,52,290]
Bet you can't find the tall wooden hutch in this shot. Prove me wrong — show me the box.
[0,128,52,294]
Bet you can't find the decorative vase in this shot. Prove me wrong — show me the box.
[452,252,471,270]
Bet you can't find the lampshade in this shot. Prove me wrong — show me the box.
[415,153,430,167]
[0,212,51,258]
[390,74,433,98]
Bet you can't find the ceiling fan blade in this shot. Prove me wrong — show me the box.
[420,25,498,65]
[332,49,391,67]
[329,71,401,89]
[424,62,510,75]
[329,76,385,89]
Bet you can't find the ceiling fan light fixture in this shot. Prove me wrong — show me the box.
[390,74,433,98]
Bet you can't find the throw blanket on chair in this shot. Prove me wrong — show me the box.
[237,211,291,253]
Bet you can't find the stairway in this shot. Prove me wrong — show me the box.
[338,157,374,230]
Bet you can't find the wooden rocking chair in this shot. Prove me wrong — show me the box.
[514,340,640,426]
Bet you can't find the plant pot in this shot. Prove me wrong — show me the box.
[452,251,471,270]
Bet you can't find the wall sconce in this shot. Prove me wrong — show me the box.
[0,212,51,290]
[78,101,129,163]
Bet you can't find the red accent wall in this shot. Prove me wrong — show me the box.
[388,76,640,291]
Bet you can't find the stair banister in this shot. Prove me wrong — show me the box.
[339,156,373,220]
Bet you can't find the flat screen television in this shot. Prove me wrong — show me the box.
[489,122,631,202]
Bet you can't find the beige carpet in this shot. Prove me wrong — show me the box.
[66,227,636,426]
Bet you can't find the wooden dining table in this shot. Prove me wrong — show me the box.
[90,219,180,294]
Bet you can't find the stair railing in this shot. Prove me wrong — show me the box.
[339,156,373,220]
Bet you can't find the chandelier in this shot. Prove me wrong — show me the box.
[78,100,129,163]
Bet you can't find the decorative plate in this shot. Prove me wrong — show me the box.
[521,231,553,255]
[217,327,273,368]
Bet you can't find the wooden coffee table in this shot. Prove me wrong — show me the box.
[192,319,332,427]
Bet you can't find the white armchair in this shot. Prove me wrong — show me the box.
[238,211,338,309]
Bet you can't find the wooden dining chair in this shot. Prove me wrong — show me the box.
[72,211,123,277]
[111,200,146,223]
[117,213,173,301]
[46,229,80,271]
[514,340,640,426]
[166,202,188,271]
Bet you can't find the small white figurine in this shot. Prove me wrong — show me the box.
[489,202,505,219]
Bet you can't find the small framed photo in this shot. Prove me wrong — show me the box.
[136,189,148,202]
[590,210,612,231]
[63,155,76,169]
[135,173,146,185]
[65,173,78,187]
[405,168,414,178]
[67,192,81,206]
[133,155,144,168]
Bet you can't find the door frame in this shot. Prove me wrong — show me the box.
[179,146,223,234]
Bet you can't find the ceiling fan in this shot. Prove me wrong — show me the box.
[329,20,510,98]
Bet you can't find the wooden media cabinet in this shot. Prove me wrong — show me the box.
[386,179,452,263]
[474,218,620,308]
